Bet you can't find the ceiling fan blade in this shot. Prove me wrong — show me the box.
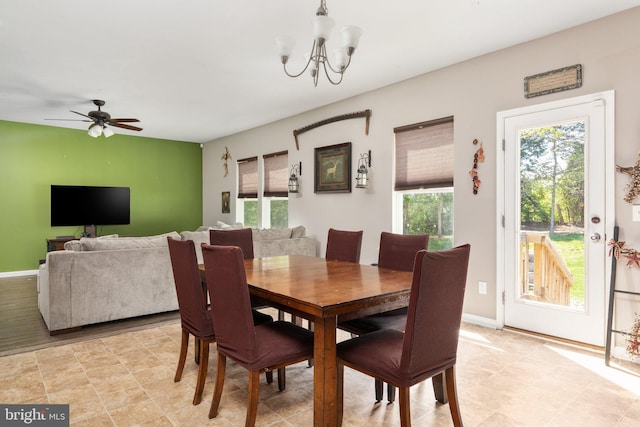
[109,122,143,132]
[45,118,91,122]
[109,118,140,123]
[69,110,94,120]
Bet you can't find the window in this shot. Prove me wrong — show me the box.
[263,151,289,228]
[394,117,454,250]
[237,156,258,228]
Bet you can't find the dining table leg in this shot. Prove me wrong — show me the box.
[313,315,338,427]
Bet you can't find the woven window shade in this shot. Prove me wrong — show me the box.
[237,156,258,198]
[394,117,454,191]
[263,151,288,197]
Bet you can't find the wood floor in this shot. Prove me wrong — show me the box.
[0,275,180,357]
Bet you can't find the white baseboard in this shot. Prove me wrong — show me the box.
[462,313,499,329]
[0,270,39,278]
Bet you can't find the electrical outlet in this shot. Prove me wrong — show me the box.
[633,205,640,222]
[478,281,487,295]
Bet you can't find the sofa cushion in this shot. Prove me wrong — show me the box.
[79,232,180,251]
[63,240,83,251]
[135,232,181,246]
[64,234,119,251]
[253,228,292,241]
[196,222,244,232]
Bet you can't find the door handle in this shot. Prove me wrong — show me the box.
[590,233,601,241]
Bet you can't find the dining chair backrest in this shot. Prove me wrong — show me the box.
[401,244,471,380]
[209,228,254,259]
[201,244,259,366]
[167,237,213,337]
[377,232,429,272]
[325,228,363,263]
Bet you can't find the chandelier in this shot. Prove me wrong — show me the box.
[276,0,363,87]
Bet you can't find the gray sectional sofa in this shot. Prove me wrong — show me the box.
[180,224,317,263]
[37,226,317,333]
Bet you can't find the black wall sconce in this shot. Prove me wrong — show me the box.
[355,150,371,189]
[288,162,301,193]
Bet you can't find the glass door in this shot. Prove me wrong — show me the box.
[501,92,613,346]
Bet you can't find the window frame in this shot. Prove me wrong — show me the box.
[235,152,290,228]
[393,117,455,242]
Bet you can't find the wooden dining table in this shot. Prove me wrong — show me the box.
[200,254,413,427]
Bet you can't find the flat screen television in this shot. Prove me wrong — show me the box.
[51,185,130,234]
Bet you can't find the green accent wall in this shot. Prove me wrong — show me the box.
[0,120,202,272]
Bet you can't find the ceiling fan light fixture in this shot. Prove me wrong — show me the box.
[47,100,143,135]
[102,126,114,138]
[88,123,102,138]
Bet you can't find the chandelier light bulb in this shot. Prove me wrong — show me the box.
[276,35,295,63]
[333,48,348,69]
[341,26,363,53]
[312,15,335,44]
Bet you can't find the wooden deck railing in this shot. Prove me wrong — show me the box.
[519,232,573,306]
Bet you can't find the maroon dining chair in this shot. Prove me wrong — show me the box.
[337,244,471,427]
[210,227,272,310]
[338,231,429,402]
[209,228,254,259]
[292,227,363,368]
[202,244,314,426]
[325,228,364,263]
[167,238,272,405]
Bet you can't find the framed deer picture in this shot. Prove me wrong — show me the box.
[314,142,352,193]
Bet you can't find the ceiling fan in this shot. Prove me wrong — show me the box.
[46,99,142,138]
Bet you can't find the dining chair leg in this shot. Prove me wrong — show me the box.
[432,372,448,404]
[337,362,344,427]
[194,337,201,364]
[265,370,273,384]
[193,340,209,405]
[374,379,383,402]
[246,370,260,427]
[387,383,396,403]
[174,329,189,382]
[277,367,286,391]
[209,353,227,419]
[398,386,411,427]
[307,321,315,367]
[445,366,463,427]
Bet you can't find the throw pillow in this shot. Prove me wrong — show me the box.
[290,225,306,238]
[63,240,83,251]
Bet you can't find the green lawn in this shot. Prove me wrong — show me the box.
[549,233,585,302]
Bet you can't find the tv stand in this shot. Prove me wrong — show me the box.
[82,225,97,238]
[46,237,78,252]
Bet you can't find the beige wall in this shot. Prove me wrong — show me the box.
[202,8,640,336]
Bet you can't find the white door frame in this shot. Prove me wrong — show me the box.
[496,91,615,334]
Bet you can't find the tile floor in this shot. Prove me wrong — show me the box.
[1,316,640,426]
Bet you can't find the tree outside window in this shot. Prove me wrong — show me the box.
[402,189,453,251]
